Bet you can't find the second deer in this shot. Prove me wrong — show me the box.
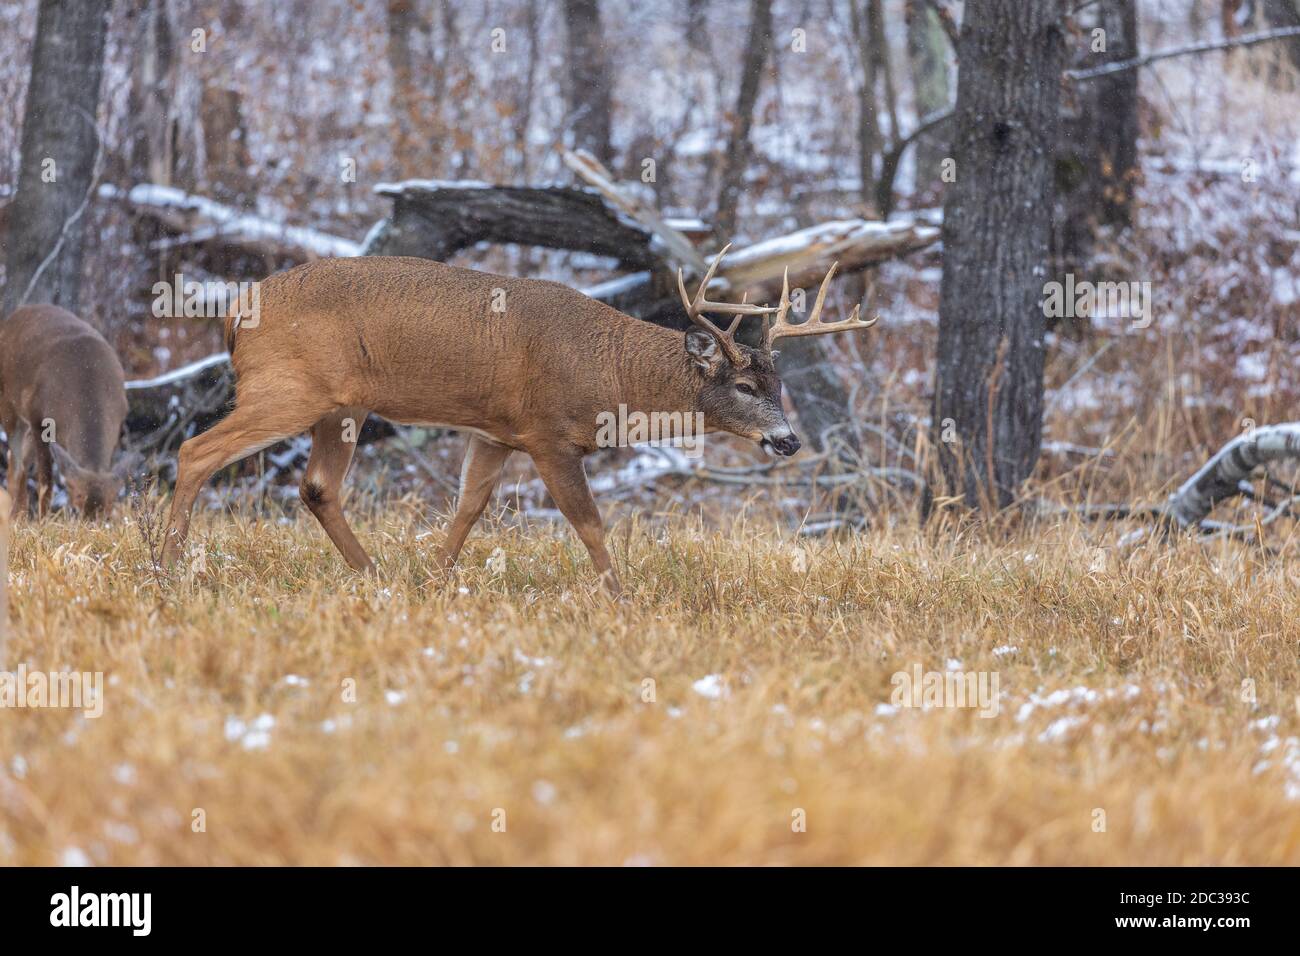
[160,248,874,594]
[0,305,137,518]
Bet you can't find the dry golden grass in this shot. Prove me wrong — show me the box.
[1,492,1298,866]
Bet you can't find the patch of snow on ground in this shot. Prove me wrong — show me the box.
[692,674,728,700]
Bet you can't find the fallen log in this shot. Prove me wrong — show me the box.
[361,178,669,271]
[1162,423,1300,531]
[560,148,706,275]
[99,183,361,261]
[1054,423,1300,545]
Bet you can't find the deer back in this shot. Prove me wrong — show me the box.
[228,256,696,451]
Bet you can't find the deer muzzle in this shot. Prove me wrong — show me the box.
[762,425,801,457]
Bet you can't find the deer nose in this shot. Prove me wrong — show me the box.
[770,433,801,456]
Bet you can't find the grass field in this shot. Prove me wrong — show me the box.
[1,492,1299,866]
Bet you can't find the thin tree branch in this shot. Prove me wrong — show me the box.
[875,107,954,217]
[1067,25,1300,81]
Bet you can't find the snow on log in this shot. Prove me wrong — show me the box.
[718,219,940,296]
[1163,423,1300,528]
[99,183,362,260]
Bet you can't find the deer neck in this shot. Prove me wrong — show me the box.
[614,325,715,431]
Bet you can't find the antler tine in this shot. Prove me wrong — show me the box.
[724,292,753,335]
[678,244,779,365]
[763,261,879,351]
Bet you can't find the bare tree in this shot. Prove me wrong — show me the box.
[1264,0,1300,71]
[905,0,953,194]
[561,0,615,165]
[932,0,1067,509]
[849,0,882,205]
[869,0,900,145]
[387,0,424,176]
[2,0,111,318]
[715,0,774,237]
[1056,0,1140,265]
[127,0,178,189]
[686,0,711,54]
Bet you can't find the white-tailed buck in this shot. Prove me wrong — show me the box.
[161,249,874,593]
[0,305,137,518]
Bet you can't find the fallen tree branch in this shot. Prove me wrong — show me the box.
[713,218,939,297]
[1041,424,1300,546]
[560,148,707,275]
[100,183,361,260]
[1162,424,1300,529]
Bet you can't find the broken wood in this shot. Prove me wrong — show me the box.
[98,183,362,261]
[361,177,669,271]
[1055,423,1300,545]
[1163,423,1300,530]
[717,218,939,298]
[560,148,706,274]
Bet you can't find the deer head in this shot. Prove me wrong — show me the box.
[677,247,878,457]
[49,442,139,518]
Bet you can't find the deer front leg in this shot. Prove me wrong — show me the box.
[5,418,29,519]
[528,447,622,597]
[33,438,53,518]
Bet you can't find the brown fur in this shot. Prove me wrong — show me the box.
[163,257,799,594]
[0,305,131,518]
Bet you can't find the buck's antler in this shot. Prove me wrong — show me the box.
[762,263,877,352]
[677,244,777,366]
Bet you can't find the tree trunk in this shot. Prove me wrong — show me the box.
[1055,0,1139,266]
[932,0,1066,509]
[686,0,711,54]
[199,86,255,205]
[561,0,615,166]
[714,0,774,238]
[387,0,432,178]
[869,0,900,144]
[1263,0,1300,72]
[850,1,881,207]
[905,0,953,193]
[128,0,178,189]
[1,0,110,318]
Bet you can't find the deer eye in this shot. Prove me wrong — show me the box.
[736,382,757,398]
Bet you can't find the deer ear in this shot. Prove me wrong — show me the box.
[685,329,725,373]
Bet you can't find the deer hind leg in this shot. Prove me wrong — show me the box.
[33,437,53,518]
[527,447,621,597]
[435,435,512,576]
[161,389,332,567]
[300,407,373,573]
[4,417,29,519]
